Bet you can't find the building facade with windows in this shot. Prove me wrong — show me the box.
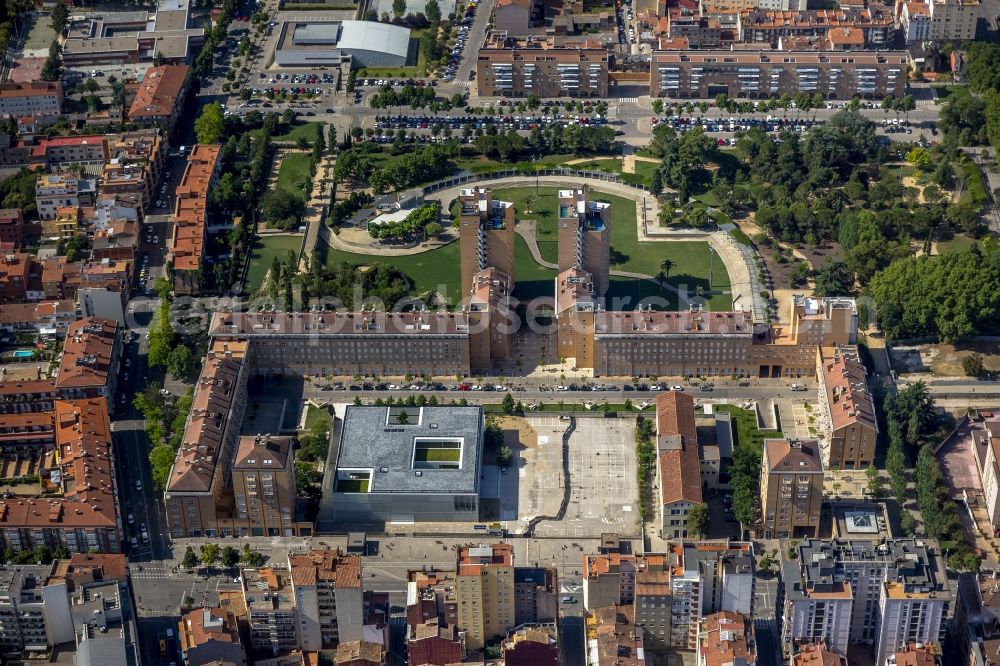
[475,33,610,98]
[759,438,824,539]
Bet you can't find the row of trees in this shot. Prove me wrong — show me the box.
[135,385,195,491]
[192,0,237,79]
[181,543,266,570]
[952,43,1000,155]
[369,84,438,109]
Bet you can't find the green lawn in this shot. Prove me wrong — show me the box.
[252,121,324,144]
[414,448,461,462]
[493,186,733,308]
[336,479,369,492]
[276,153,314,200]
[319,238,463,305]
[958,155,987,210]
[713,404,782,450]
[938,234,1000,255]
[246,235,303,291]
[304,404,332,432]
[513,235,557,301]
[932,84,971,104]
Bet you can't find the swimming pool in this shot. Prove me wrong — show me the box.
[12,350,34,359]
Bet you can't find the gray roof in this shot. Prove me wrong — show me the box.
[74,635,128,666]
[336,406,482,494]
[782,538,947,602]
[336,20,410,59]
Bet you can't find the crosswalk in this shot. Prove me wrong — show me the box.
[619,97,638,104]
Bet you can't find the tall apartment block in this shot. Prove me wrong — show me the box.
[475,33,610,98]
[557,189,611,297]
[458,187,515,299]
[655,391,703,540]
[650,49,907,100]
[817,346,877,470]
[758,439,824,539]
[781,538,952,663]
[468,268,514,371]
[243,568,298,656]
[554,267,597,367]
[231,435,297,537]
[288,549,363,649]
[455,543,516,652]
[929,0,980,40]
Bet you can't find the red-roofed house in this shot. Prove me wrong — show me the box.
[127,64,190,132]
[0,209,24,246]
[654,391,703,539]
[55,317,121,401]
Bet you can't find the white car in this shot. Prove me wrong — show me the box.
[127,513,134,524]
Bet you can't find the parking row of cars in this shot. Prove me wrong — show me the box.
[374,113,608,131]
[652,114,821,134]
[443,11,476,82]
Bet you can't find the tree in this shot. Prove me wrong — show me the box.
[424,221,443,238]
[650,169,663,195]
[906,146,933,170]
[866,465,883,498]
[50,3,68,34]
[501,392,515,414]
[499,444,513,467]
[425,0,441,23]
[652,98,664,115]
[393,0,406,17]
[166,345,195,379]
[261,190,306,230]
[688,503,709,537]
[657,258,675,283]
[241,544,266,567]
[195,103,225,144]
[182,546,199,570]
[963,353,986,377]
[40,41,62,81]
[221,546,240,568]
[200,543,220,566]
[813,259,854,296]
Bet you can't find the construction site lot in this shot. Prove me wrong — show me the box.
[889,341,1000,377]
[496,416,641,538]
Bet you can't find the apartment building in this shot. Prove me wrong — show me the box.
[178,606,244,666]
[781,538,952,662]
[455,543,516,651]
[467,268,515,370]
[475,32,610,98]
[36,174,83,222]
[583,552,668,610]
[655,391,703,539]
[513,567,558,626]
[901,2,932,41]
[696,612,756,666]
[954,573,1000,666]
[0,82,62,118]
[55,318,121,401]
[0,254,41,303]
[102,130,167,213]
[759,438,824,539]
[458,187,516,297]
[554,267,597,367]
[557,188,611,297]
[231,435,297,537]
[171,144,220,295]
[929,0,980,40]
[0,209,23,246]
[0,565,67,656]
[593,310,755,377]
[737,7,895,46]
[127,64,190,131]
[405,570,464,663]
[634,568,671,651]
[972,414,1000,536]
[288,549,363,649]
[331,405,483,524]
[0,300,76,338]
[818,346,877,470]
[209,311,474,378]
[18,135,109,170]
[877,580,950,665]
[650,49,907,100]
[164,343,250,538]
[752,295,858,379]
[243,568,299,655]
[587,605,647,666]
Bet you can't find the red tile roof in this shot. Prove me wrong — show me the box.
[655,391,702,506]
[128,64,189,120]
[171,144,219,273]
[56,318,118,389]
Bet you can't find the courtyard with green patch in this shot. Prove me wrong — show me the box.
[276,152,314,200]
[246,234,303,292]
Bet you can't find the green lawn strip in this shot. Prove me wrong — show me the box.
[512,235,557,301]
[304,404,332,432]
[713,404,782,451]
[251,121,324,144]
[728,225,753,246]
[320,238,463,305]
[336,479,369,492]
[414,448,461,462]
[938,234,1000,256]
[931,84,970,104]
[958,155,987,210]
[276,152,314,200]
[246,235,303,291]
[607,275,732,312]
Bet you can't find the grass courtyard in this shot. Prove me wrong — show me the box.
[276,153,314,200]
[319,238,463,305]
[252,121,325,145]
[246,235,303,292]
